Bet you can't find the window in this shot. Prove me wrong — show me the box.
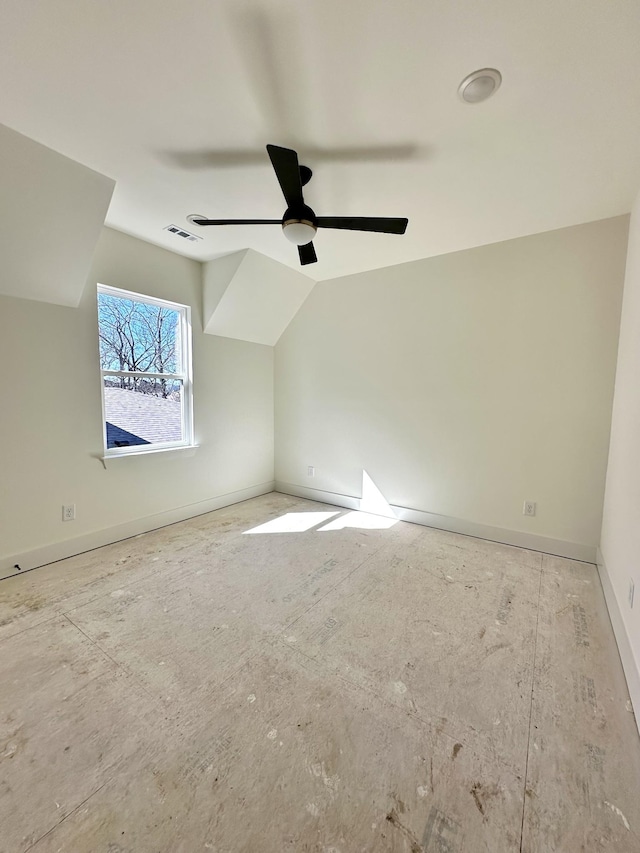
[97,284,194,455]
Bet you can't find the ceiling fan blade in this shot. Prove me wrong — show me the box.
[266,144,304,208]
[192,219,281,226]
[230,8,297,140]
[160,143,421,172]
[316,216,408,234]
[298,242,317,265]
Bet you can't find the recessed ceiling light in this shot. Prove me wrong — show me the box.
[458,68,502,104]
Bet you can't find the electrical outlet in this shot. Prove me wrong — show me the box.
[307,466,315,477]
[62,504,75,522]
[523,500,536,517]
[629,579,635,609]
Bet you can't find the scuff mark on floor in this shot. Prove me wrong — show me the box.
[385,808,422,853]
[470,783,485,815]
[470,781,500,817]
[604,801,630,831]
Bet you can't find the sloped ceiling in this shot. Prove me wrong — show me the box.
[1,1,640,282]
[203,249,315,345]
[0,124,114,306]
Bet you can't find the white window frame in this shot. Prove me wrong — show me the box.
[98,284,194,457]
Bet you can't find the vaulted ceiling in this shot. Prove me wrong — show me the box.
[2,0,640,281]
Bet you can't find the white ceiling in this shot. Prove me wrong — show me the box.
[1,0,640,281]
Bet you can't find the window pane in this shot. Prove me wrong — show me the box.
[103,378,184,449]
[98,293,182,374]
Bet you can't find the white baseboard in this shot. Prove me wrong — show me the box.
[596,548,640,737]
[0,481,275,581]
[274,481,596,563]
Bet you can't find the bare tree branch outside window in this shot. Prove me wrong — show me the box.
[98,293,181,398]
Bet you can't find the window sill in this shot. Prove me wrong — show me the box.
[100,444,199,467]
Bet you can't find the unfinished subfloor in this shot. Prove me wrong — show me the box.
[1,493,639,852]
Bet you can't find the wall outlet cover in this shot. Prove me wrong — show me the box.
[62,504,76,521]
[523,500,536,517]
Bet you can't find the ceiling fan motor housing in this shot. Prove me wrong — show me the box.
[283,203,316,225]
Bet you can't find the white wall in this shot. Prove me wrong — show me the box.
[275,216,628,558]
[600,193,640,720]
[0,227,274,573]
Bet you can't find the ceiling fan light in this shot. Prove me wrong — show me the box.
[282,219,317,245]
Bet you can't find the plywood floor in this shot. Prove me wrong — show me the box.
[1,493,639,852]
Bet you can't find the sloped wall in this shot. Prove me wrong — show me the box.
[0,123,114,307]
[202,249,315,345]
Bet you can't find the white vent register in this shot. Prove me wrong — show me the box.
[164,224,202,242]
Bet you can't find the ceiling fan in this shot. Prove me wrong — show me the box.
[192,145,408,266]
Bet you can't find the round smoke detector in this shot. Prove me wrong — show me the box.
[458,68,502,104]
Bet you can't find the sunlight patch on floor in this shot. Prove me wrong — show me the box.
[243,471,397,534]
[317,510,398,531]
[243,511,339,534]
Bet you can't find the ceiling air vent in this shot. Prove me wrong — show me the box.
[164,224,202,243]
